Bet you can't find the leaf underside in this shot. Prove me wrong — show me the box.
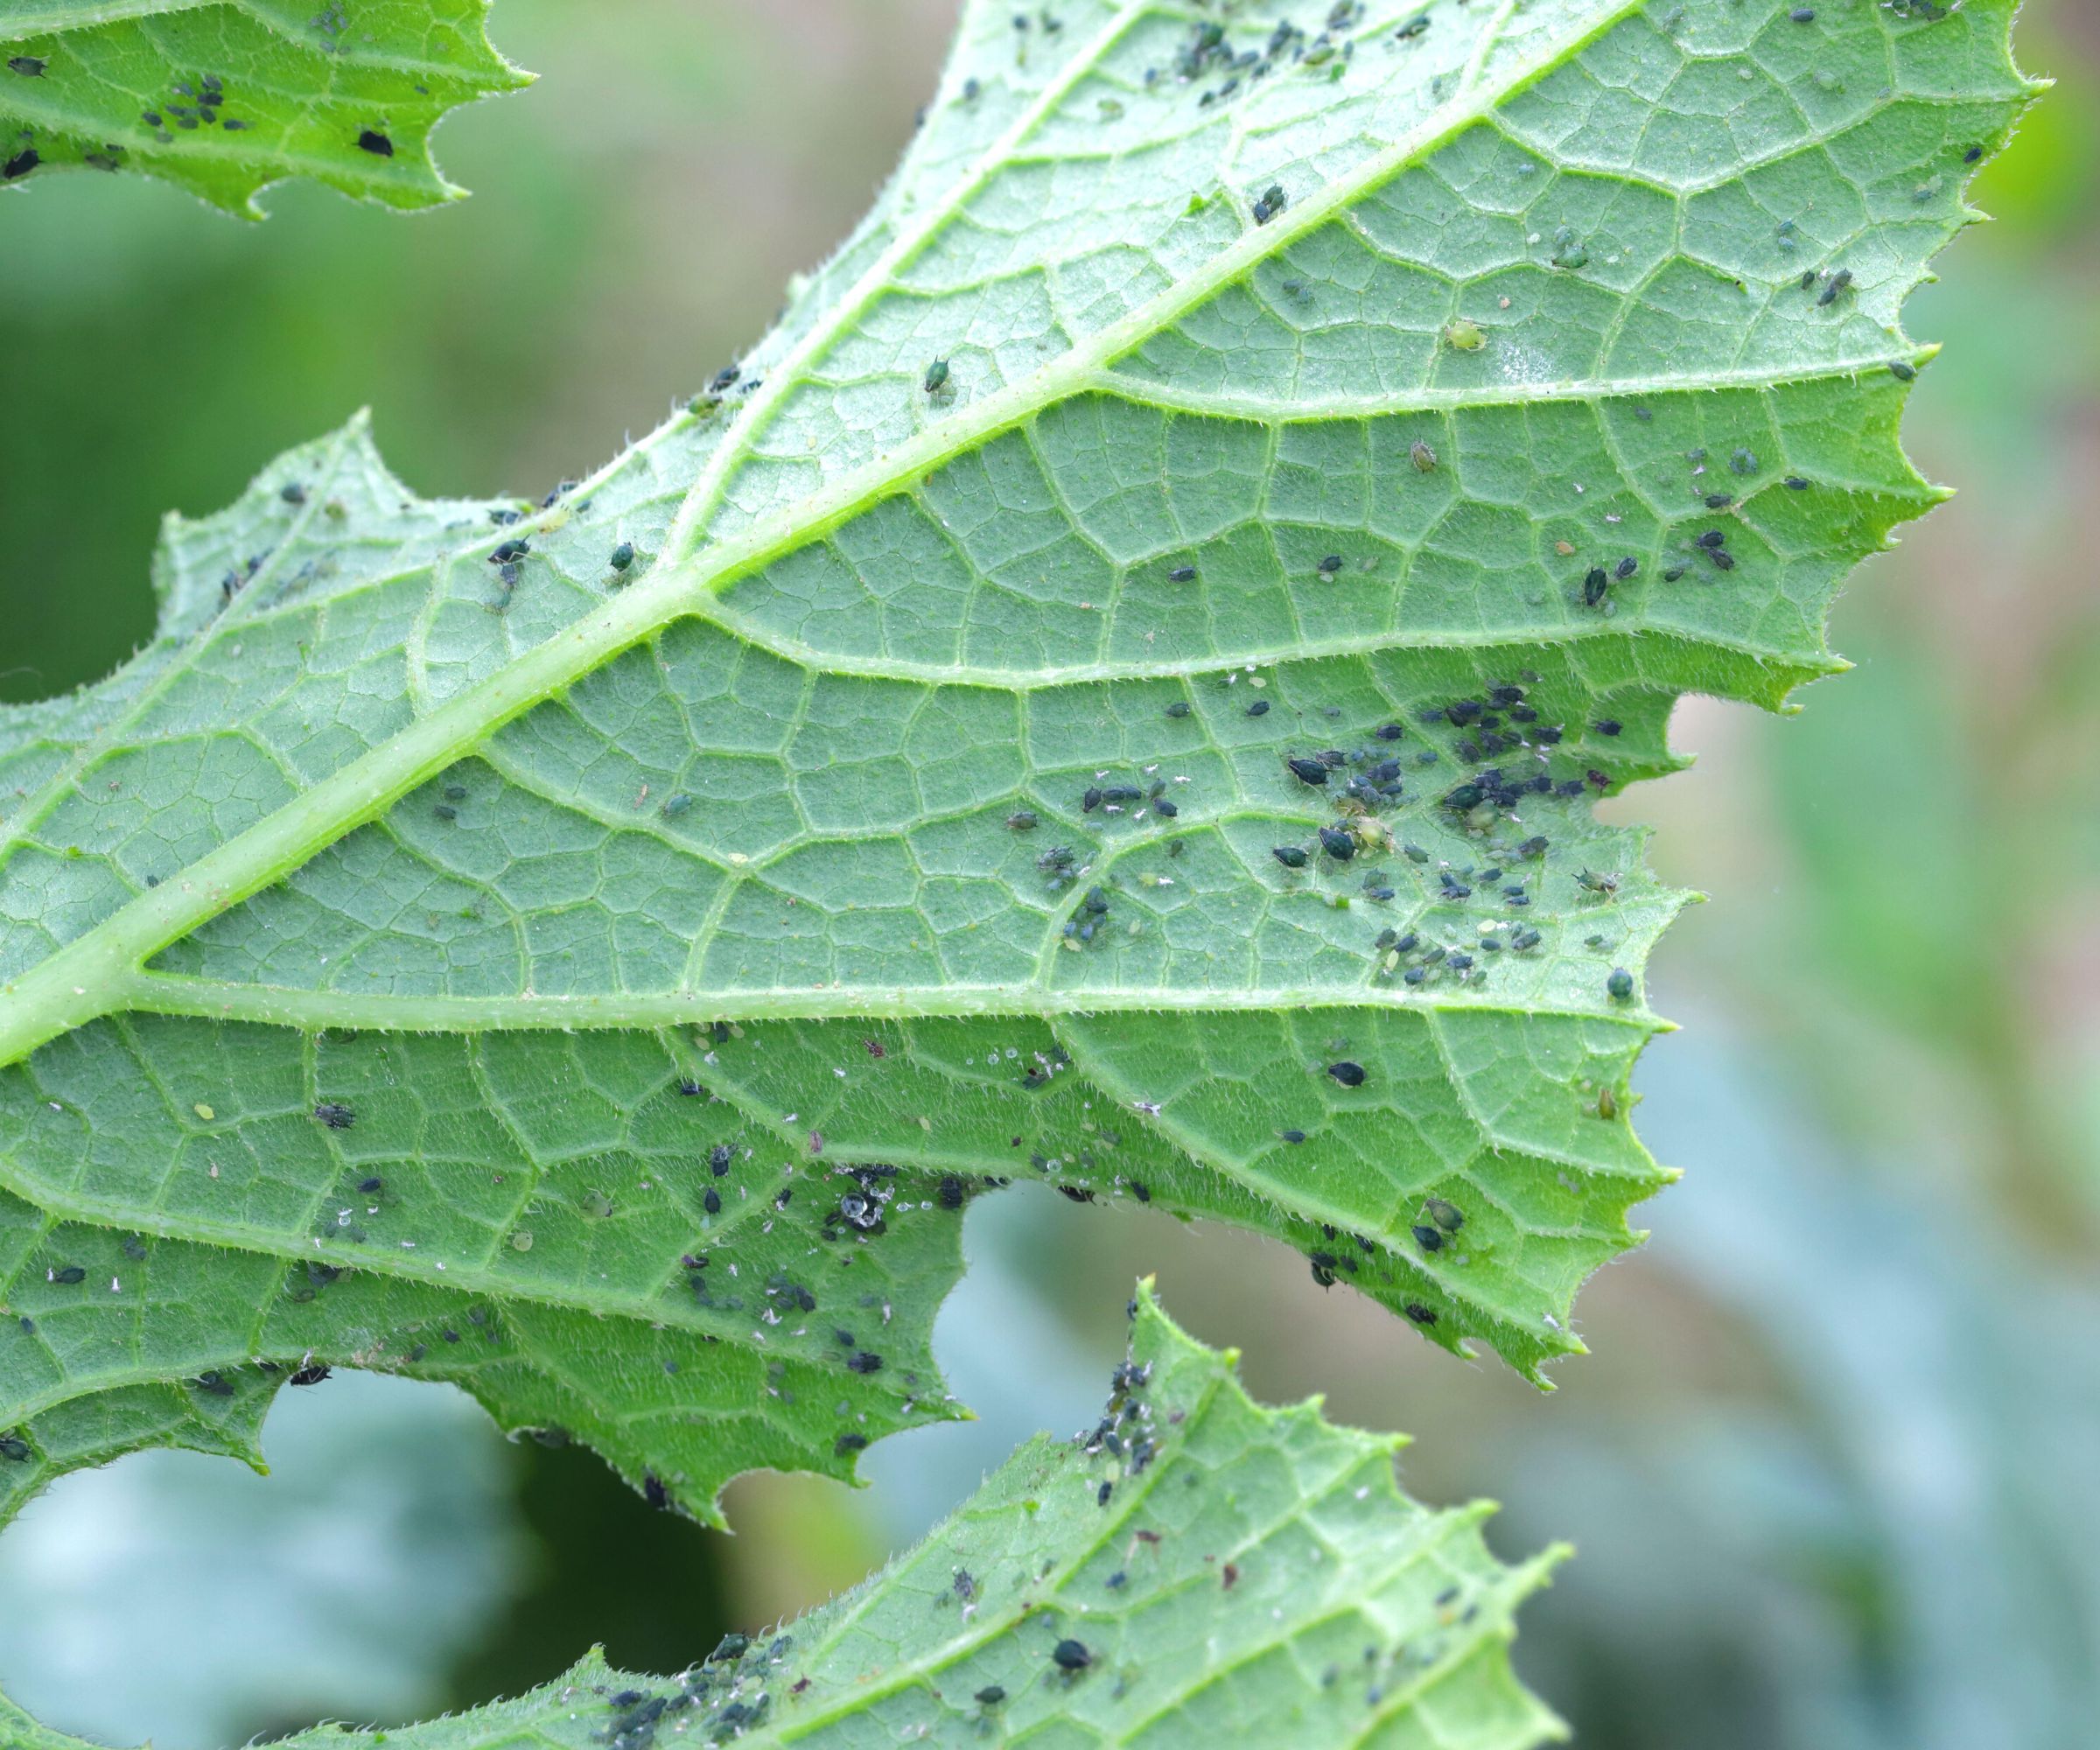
[0,0,528,214]
[0,1288,1572,1750]
[0,0,2034,1599]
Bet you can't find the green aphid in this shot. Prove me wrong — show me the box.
[1423,1196,1465,1234]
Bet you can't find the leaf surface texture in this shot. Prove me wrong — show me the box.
[0,0,2034,1549]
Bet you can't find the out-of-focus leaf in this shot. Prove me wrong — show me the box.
[0,1,528,215]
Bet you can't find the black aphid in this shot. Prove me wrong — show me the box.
[1594,718,1622,737]
[1251,183,1285,224]
[847,1351,884,1374]
[1583,567,1609,607]
[1287,755,1330,787]
[0,1435,29,1462]
[1889,360,1916,382]
[704,1187,722,1214]
[4,150,39,180]
[1614,556,1638,580]
[290,1363,332,1387]
[1424,1196,1464,1232]
[924,358,950,394]
[8,56,47,77]
[1168,564,1197,582]
[1052,1639,1093,1671]
[356,1176,383,1194]
[52,1266,86,1285]
[1166,700,1193,718]
[1319,826,1355,861]
[314,1102,355,1130]
[609,541,635,571]
[1412,1223,1443,1252]
[1246,698,1270,717]
[1279,1128,1307,1144]
[1326,1060,1366,1087]
[1316,554,1343,576]
[357,129,393,157]
[1703,493,1734,510]
[1607,967,1634,1000]
[1816,267,1853,306]
[976,1685,1006,1706]
[1404,1302,1438,1326]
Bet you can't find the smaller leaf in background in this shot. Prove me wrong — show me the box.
[0,1,530,216]
[138,1285,1564,1750]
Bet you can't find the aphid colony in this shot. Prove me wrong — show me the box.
[1012,660,1646,1014]
[139,1073,988,1396]
[582,1626,797,1745]
[1270,682,1638,999]
[1147,3,1381,110]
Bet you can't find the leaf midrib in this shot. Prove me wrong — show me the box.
[108,970,1663,1030]
[0,0,1645,1072]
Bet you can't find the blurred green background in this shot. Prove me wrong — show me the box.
[2,3,2096,1746]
